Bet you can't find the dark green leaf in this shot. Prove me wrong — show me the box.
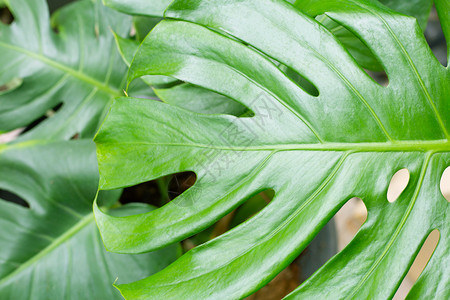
[0,0,131,141]
[378,0,432,30]
[0,140,179,299]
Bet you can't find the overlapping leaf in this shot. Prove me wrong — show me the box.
[103,0,172,17]
[94,0,449,298]
[0,140,179,299]
[0,0,133,141]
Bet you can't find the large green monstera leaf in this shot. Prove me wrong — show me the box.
[0,0,132,141]
[94,0,449,298]
[0,140,179,299]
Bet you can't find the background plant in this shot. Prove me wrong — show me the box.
[0,0,179,298]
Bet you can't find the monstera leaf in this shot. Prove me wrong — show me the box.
[94,0,449,299]
[0,140,179,299]
[0,0,134,141]
[104,0,431,73]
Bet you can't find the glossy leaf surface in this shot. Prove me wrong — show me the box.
[103,0,172,17]
[0,0,130,141]
[0,140,179,299]
[104,0,432,72]
[95,0,450,299]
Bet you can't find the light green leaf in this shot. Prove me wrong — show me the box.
[295,0,433,71]
[103,0,173,17]
[104,0,432,72]
[154,83,250,116]
[0,0,133,141]
[113,31,177,87]
[95,0,449,299]
[0,140,179,299]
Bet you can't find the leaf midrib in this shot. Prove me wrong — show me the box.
[0,213,94,287]
[0,41,122,97]
[99,139,450,152]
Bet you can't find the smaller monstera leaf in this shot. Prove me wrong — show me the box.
[0,140,179,299]
[0,0,133,141]
[94,0,450,299]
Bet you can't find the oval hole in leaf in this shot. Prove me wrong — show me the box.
[440,166,450,202]
[387,168,410,203]
[119,179,168,208]
[21,102,63,134]
[334,197,367,250]
[393,229,440,299]
[279,64,319,97]
[0,189,29,208]
[0,6,13,25]
[425,7,447,67]
[118,172,198,215]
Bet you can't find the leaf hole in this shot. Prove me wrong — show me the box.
[387,168,410,203]
[440,166,450,202]
[279,64,319,97]
[425,6,447,67]
[334,197,367,250]
[0,189,29,208]
[118,171,199,212]
[393,229,440,299]
[168,171,197,201]
[119,179,169,208]
[0,6,13,25]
